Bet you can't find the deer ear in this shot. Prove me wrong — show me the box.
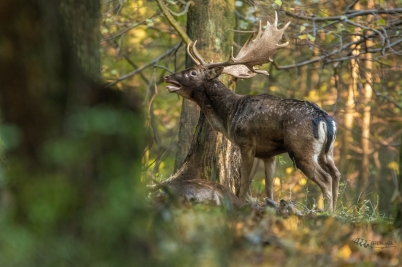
[205,67,224,80]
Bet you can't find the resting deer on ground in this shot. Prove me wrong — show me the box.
[164,13,340,211]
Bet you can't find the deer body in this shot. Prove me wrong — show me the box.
[165,13,340,211]
[166,68,340,210]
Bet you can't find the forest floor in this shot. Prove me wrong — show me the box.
[151,200,401,267]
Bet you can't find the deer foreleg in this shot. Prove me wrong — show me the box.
[263,157,276,199]
[238,146,255,199]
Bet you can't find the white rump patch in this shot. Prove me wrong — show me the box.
[313,120,326,162]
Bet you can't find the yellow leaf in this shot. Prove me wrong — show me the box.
[338,245,351,259]
[388,161,399,173]
[299,178,307,186]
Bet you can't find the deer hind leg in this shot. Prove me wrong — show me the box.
[319,153,341,211]
[238,146,255,199]
[294,157,334,211]
[263,157,276,199]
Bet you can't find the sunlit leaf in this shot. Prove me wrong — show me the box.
[388,161,399,173]
[307,34,316,41]
[338,245,352,259]
[378,18,386,26]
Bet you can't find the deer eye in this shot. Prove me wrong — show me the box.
[190,71,197,76]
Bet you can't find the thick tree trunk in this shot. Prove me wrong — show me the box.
[174,99,199,171]
[0,1,147,265]
[170,0,241,193]
[60,0,101,81]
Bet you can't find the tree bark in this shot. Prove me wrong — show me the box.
[360,0,374,200]
[60,0,101,81]
[395,134,402,231]
[169,0,242,193]
[340,35,359,184]
[174,99,199,171]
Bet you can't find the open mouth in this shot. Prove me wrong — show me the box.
[165,79,181,93]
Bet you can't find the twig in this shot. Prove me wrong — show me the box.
[283,8,402,22]
[275,38,402,70]
[143,148,166,171]
[154,65,174,73]
[105,42,182,88]
[166,0,193,16]
[102,11,161,41]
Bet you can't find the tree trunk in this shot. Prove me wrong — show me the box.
[395,134,402,231]
[0,1,148,265]
[340,36,359,186]
[360,0,374,200]
[169,0,241,193]
[60,0,101,81]
[174,99,200,171]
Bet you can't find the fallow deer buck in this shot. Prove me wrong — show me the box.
[164,12,340,211]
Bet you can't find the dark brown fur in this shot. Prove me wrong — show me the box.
[165,66,340,211]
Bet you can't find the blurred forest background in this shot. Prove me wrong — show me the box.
[0,0,402,266]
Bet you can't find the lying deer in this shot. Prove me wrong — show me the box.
[151,178,303,216]
[165,13,340,211]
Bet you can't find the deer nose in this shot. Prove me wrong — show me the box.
[164,75,169,80]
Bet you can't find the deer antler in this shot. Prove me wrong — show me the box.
[187,12,290,78]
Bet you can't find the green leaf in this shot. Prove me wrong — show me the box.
[239,20,248,30]
[378,18,386,26]
[307,34,316,41]
[298,34,307,40]
[275,0,282,6]
[146,18,154,27]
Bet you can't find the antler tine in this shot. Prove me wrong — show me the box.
[188,41,207,66]
[186,42,200,66]
[186,46,198,65]
[257,20,263,39]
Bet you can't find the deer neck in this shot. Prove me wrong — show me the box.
[192,80,239,139]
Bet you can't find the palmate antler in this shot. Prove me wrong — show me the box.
[187,12,290,78]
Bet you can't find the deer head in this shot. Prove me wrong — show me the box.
[165,12,290,98]
[165,66,224,100]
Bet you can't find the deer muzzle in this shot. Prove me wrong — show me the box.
[164,75,181,93]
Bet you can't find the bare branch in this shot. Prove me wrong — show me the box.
[275,35,402,70]
[166,0,193,16]
[105,42,182,88]
[102,11,161,41]
[156,0,193,45]
[283,8,402,22]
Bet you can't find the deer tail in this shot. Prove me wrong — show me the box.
[312,115,336,154]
